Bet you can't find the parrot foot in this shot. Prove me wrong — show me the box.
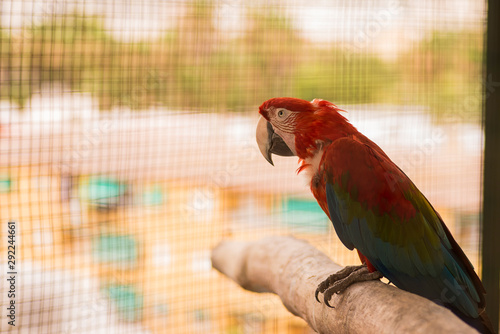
[315,265,360,303]
[315,264,383,308]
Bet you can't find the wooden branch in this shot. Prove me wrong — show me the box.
[211,236,477,334]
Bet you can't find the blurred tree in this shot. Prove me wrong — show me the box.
[0,1,484,118]
[240,9,304,107]
[396,31,483,121]
[292,49,396,105]
[173,0,218,109]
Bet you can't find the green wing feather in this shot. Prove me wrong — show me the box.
[319,135,485,318]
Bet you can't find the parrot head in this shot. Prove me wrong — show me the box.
[256,97,354,165]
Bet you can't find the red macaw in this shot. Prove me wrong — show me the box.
[256,97,495,333]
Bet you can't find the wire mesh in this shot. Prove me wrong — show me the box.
[0,0,488,333]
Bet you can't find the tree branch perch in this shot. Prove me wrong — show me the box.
[211,236,477,334]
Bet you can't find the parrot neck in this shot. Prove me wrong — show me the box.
[295,108,358,180]
[297,140,326,182]
[301,148,324,182]
[294,113,357,160]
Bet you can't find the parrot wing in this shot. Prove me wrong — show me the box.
[322,135,485,319]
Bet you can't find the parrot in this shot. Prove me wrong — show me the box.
[256,97,495,334]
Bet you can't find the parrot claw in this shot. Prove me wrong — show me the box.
[315,264,383,307]
[315,289,321,303]
[315,265,361,301]
[324,296,335,308]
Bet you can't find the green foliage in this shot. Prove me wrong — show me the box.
[292,50,397,104]
[0,3,484,119]
[394,31,484,121]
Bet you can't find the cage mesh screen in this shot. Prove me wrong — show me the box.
[0,0,488,333]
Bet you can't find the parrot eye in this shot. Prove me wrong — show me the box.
[277,109,288,118]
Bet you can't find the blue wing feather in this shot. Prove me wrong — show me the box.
[325,181,481,318]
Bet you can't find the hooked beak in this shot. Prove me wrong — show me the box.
[256,116,295,166]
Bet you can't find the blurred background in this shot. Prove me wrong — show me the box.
[0,0,492,333]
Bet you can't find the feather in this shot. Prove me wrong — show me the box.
[318,134,487,321]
